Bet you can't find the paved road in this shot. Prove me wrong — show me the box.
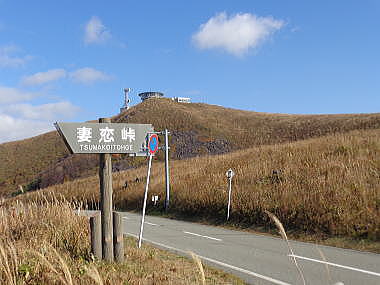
[121,212,380,285]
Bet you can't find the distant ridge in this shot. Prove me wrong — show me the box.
[1,98,379,197]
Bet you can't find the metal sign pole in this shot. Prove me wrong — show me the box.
[164,129,170,211]
[138,154,153,248]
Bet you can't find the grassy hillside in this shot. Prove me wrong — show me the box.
[115,99,380,151]
[0,131,69,197]
[7,128,380,252]
[1,98,380,197]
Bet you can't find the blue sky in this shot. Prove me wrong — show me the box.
[0,0,379,142]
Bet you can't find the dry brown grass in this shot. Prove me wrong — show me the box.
[165,128,380,241]
[6,127,380,251]
[114,99,380,152]
[2,98,380,197]
[0,197,245,284]
[0,131,69,197]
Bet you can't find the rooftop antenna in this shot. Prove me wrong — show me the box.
[122,88,131,110]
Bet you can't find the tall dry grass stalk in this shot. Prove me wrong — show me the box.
[85,264,104,285]
[315,245,333,285]
[189,251,206,285]
[28,244,74,285]
[0,240,18,285]
[265,211,306,285]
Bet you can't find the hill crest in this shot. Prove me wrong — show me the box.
[1,98,380,197]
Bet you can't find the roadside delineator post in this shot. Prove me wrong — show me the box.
[164,129,170,211]
[152,195,159,206]
[226,168,235,221]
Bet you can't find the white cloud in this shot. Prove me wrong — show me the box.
[84,16,111,44]
[21,67,109,85]
[0,114,53,143]
[22,69,67,86]
[0,86,39,104]
[192,12,284,56]
[0,45,32,68]
[5,101,80,121]
[69,67,110,84]
[0,86,80,143]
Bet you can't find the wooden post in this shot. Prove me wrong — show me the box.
[90,212,102,260]
[99,117,114,262]
[113,211,124,262]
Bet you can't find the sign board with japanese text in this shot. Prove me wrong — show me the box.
[55,122,153,154]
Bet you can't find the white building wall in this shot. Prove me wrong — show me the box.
[172,97,191,103]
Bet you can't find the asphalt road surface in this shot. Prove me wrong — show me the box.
[121,212,380,285]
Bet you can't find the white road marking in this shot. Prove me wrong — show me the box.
[183,231,222,241]
[126,232,291,285]
[289,254,380,277]
[122,217,130,219]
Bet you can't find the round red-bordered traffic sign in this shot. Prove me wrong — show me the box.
[148,134,159,154]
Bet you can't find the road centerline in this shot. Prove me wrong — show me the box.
[122,212,380,284]
[289,254,380,277]
[183,231,222,241]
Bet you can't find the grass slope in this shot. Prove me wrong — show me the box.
[7,128,380,252]
[1,98,380,197]
[115,99,380,151]
[0,132,68,197]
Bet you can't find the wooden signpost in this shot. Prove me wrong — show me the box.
[98,117,114,261]
[55,119,155,262]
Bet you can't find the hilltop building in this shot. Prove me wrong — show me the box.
[138,91,164,101]
[172,97,191,103]
[133,91,191,104]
